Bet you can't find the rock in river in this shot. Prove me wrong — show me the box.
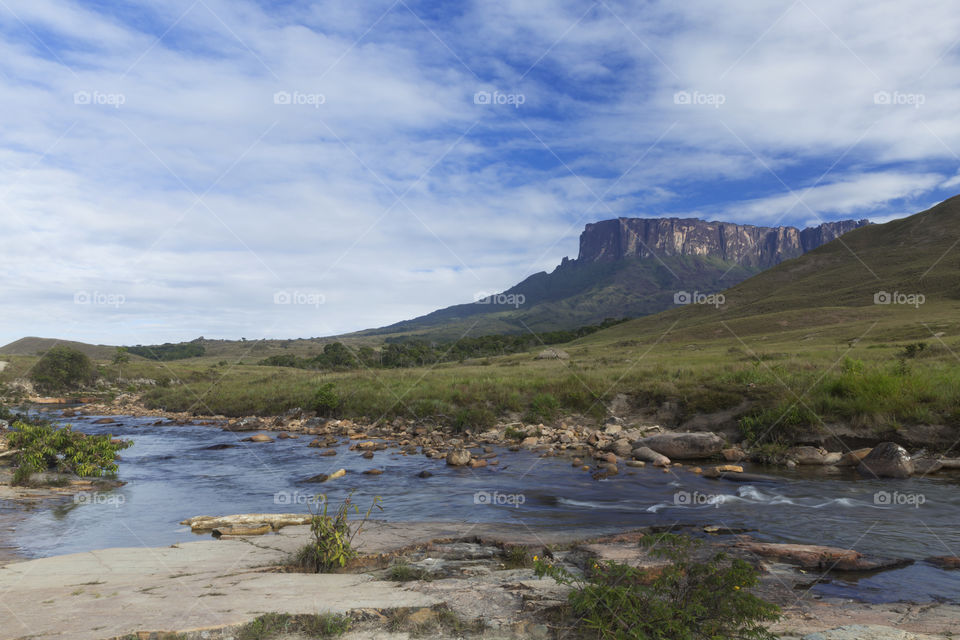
[446,448,472,466]
[631,446,670,467]
[857,442,914,478]
[633,432,724,459]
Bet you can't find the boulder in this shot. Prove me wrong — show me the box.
[721,447,747,462]
[925,555,960,570]
[417,470,433,478]
[363,469,384,476]
[520,436,539,448]
[837,448,873,466]
[625,460,645,468]
[469,459,488,468]
[788,446,830,465]
[92,417,116,424]
[857,442,913,478]
[632,446,670,467]
[800,624,941,640]
[446,449,472,466]
[243,434,273,443]
[912,458,943,475]
[634,432,724,459]
[361,451,374,459]
[611,438,633,458]
[536,348,569,360]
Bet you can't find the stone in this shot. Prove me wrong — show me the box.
[469,459,488,468]
[625,460,645,468]
[735,540,911,572]
[361,451,374,459]
[631,446,671,467]
[92,417,116,424]
[857,442,914,478]
[603,424,623,436]
[838,447,873,466]
[446,448,472,466]
[633,432,724,459]
[788,446,830,465]
[363,469,383,476]
[721,447,747,462]
[611,438,633,458]
[713,464,743,473]
[800,624,941,640]
[536,348,569,359]
[925,555,960,570]
[319,448,337,456]
[417,471,433,478]
[912,458,943,475]
[243,434,274,443]
[520,436,539,447]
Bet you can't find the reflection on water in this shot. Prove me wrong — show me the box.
[8,414,960,602]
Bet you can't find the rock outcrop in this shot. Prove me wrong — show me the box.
[857,442,914,478]
[577,217,869,267]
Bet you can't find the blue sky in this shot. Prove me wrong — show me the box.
[2,0,960,345]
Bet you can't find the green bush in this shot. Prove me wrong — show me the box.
[237,612,350,640]
[526,392,560,423]
[313,383,340,416]
[452,405,495,433]
[294,491,382,573]
[28,346,97,392]
[535,534,779,639]
[7,421,132,484]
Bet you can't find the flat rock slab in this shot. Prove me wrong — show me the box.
[801,625,942,640]
[735,540,910,572]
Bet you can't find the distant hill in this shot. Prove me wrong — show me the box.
[0,337,119,360]
[354,217,869,340]
[594,196,960,342]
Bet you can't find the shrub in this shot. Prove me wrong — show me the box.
[388,559,432,582]
[7,421,132,483]
[526,392,560,423]
[535,534,779,640]
[294,491,382,573]
[452,405,495,433]
[29,346,97,392]
[313,383,340,416]
[237,612,350,640]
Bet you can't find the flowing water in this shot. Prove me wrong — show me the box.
[6,412,960,603]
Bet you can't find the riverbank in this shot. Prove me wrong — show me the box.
[0,521,955,640]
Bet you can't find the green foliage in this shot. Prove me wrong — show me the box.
[237,612,351,640]
[525,392,560,422]
[127,342,205,361]
[388,559,432,582]
[112,347,130,365]
[738,404,819,445]
[503,425,526,441]
[502,545,533,569]
[29,346,97,392]
[535,534,779,640]
[452,405,495,432]
[7,421,132,483]
[900,342,928,359]
[295,491,382,573]
[313,382,340,416]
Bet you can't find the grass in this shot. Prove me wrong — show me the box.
[235,612,351,640]
[502,545,534,569]
[387,559,433,582]
[384,606,487,637]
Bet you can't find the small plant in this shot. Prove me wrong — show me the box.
[388,559,432,582]
[237,612,350,640]
[294,491,382,573]
[534,533,780,640]
[503,425,526,441]
[525,392,560,423]
[502,545,533,569]
[313,382,340,416]
[900,342,928,359]
[7,421,132,484]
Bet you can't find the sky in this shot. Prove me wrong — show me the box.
[2,0,960,346]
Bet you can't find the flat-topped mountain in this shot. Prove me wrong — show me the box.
[358,216,870,340]
[576,217,869,267]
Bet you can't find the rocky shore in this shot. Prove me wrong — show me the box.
[0,521,956,640]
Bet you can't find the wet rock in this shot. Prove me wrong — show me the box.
[469,459,488,469]
[925,555,960,570]
[611,438,633,458]
[721,447,747,462]
[228,417,262,432]
[417,470,433,478]
[361,451,374,459]
[857,442,914,478]
[631,446,670,467]
[735,540,911,572]
[912,458,944,475]
[800,624,941,640]
[318,448,337,456]
[92,417,116,424]
[625,460,645,468]
[446,448,472,466]
[788,446,831,465]
[203,443,235,450]
[634,432,724,459]
[243,434,274,443]
[603,424,623,436]
[520,436,539,448]
[363,469,383,476]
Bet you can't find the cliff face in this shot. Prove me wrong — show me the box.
[577,218,870,268]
